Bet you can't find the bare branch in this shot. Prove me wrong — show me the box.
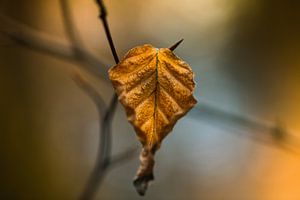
[80,1,122,199]
[189,100,300,154]
[0,3,136,199]
[72,72,106,115]
[60,0,83,48]
[109,147,138,168]
[94,0,120,163]
[0,13,108,79]
[95,0,119,63]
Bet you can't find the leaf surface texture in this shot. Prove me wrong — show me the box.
[108,44,197,195]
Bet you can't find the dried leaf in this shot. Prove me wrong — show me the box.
[108,44,197,195]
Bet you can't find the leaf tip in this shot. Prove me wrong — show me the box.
[133,174,154,196]
[133,147,155,196]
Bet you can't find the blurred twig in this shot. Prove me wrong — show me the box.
[60,0,83,48]
[72,72,106,115]
[79,0,129,199]
[0,13,108,79]
[73,73,137,200]
[190,100,300,154]
[0,1,138,199]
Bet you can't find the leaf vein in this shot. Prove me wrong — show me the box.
[160,63,191,92]
[159,84,183,110]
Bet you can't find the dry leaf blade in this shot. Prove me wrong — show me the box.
[108,44,197,195]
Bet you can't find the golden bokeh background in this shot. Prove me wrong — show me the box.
[1,0,300,199]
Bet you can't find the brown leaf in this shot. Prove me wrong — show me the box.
[108,44,197,195]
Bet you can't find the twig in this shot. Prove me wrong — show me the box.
[190,100,300,154]
[80,1,124,199]
[95,0,119,63]
[0,1,137,199]
[75,70,137,200]
[0,13,108,79]
[109,147,138,168]
[72,72,106,115]
[94,0,120,165]
[60,0,83,48]
[95,0,120,167]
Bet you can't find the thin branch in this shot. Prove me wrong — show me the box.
[95,0,119,63]
[0,13,108,79]
[78,82,133,200]
[94,2,120,159]
[0,4,137,200]
[73,73,136,199]
[0,1,137,198]
[109,147,139,168]
[72,72,106,115]
[60,0,83,48]
[94,0,120,162]
[80,1,123,199]
[189,100,300,154]
[100,95,118,162]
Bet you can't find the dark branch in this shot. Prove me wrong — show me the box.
[92,0,120,164]
[95,0,119,63]
[80,1,122,199]
[94,0,120,162]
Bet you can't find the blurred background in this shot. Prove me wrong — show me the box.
[1,0,300,199]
